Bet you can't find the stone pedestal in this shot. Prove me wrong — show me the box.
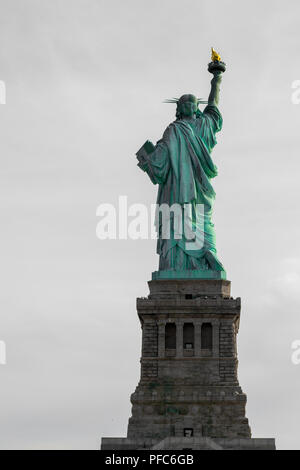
[101,279,275,450]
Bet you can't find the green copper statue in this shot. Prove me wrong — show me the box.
[136,49,227,280]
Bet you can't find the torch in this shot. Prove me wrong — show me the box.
[208,47,226,74]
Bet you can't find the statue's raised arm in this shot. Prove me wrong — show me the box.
[208,71,222,106]
[207,47,226,107]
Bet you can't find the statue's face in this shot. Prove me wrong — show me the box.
[178,95,198,118]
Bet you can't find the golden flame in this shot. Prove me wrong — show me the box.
[211,47,221,62]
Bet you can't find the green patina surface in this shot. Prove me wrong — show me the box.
[136,68,226,280]
[152,269,226,280]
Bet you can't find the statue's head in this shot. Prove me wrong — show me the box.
[176,94,199,119]
[164,95,206,119]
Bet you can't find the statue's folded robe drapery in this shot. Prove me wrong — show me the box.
[136,105,224,271]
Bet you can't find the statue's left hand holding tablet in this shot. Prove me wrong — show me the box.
[136,140,155,169]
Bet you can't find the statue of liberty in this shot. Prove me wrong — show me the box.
[136,49,227,280]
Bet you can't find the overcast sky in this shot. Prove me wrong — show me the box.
[0,0,300,450]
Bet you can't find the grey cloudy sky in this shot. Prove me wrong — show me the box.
[0,0,299,449]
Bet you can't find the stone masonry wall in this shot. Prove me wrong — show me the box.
[141,321,158,380]
[219,321,238,383]
[142,321,158,357]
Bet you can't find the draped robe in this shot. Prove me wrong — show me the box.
[137,104,224,272]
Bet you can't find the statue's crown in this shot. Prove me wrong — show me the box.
[164,96,208,105]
